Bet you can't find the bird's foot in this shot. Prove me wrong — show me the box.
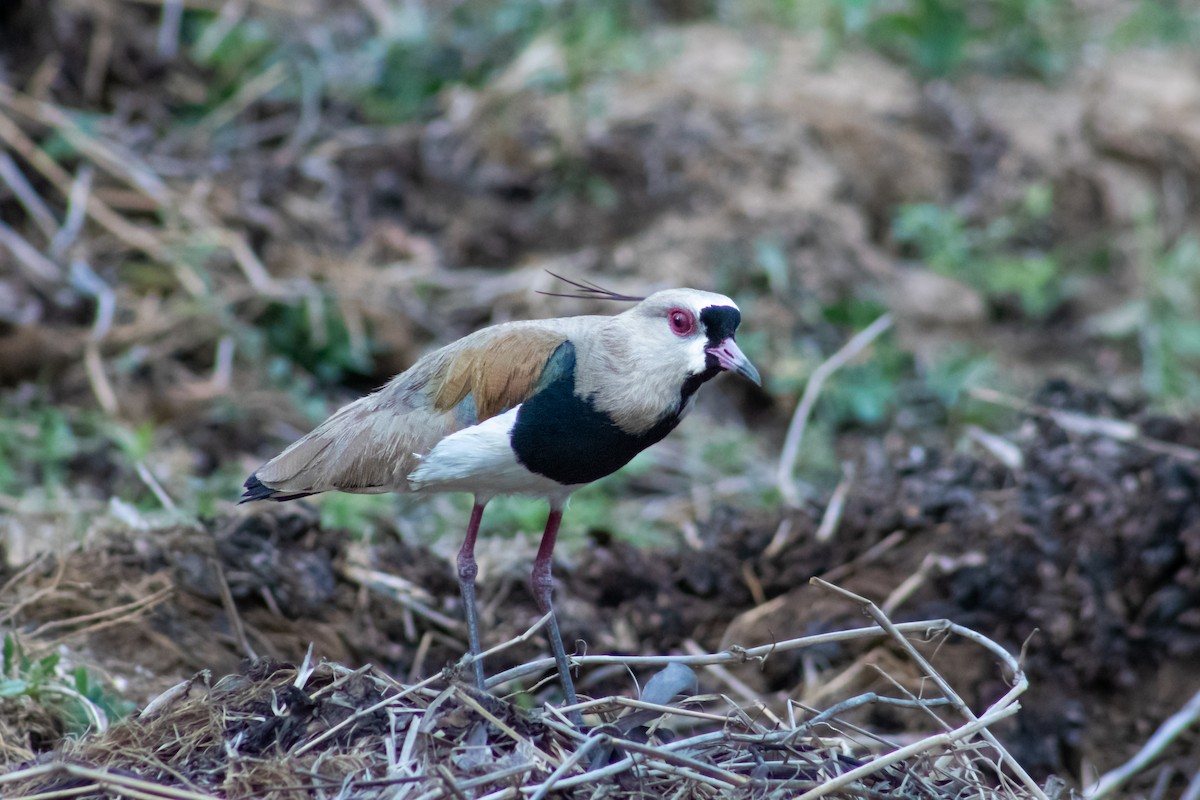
[542,607,584,728]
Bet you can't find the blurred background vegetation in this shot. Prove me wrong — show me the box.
[1,0,1200,714]
[1,0,1198,543]
[0,0,1197,539]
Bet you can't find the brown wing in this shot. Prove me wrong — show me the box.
[431,328,569,420]
[243,325,570,500]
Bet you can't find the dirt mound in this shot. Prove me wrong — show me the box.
[3,381,1197,795]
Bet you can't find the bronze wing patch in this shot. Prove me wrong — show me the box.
[432,328,569,422]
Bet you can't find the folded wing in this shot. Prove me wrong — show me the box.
[242,325,571,501]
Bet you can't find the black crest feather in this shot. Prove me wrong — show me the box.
[538,271,645,302]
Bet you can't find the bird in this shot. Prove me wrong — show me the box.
[240,276,760,722]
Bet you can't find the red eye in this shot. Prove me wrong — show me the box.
[668,308,696,336]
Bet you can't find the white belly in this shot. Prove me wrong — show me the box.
[407,406,575,501]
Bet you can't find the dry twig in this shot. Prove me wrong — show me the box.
[1085,687,1200,800]
[1,573,1042,800]
[777,314,894,506]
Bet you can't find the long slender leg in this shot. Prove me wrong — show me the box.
[457,498,488,690]
[530,501,583,726]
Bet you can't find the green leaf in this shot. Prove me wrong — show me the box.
[1023,182,1054,219]
[836,0,883,34]
[29,652,61,686]
[754,238,790,293]
[1168,320,1200,357]
[3,634,15,674]
[926,349,993,408]
[984,254,1061,317]
[1085,299,1147,339]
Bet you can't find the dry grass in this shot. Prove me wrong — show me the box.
[1,576,1043,800]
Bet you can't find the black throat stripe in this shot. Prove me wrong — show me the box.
[511,341,681,486]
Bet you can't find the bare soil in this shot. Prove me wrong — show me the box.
[4,380,1199,795]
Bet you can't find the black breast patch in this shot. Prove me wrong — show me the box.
[510,341,680,486]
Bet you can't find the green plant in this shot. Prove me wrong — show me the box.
[556,2,649,94]
[867,0,970,77]
[0,395,219,519]
[1,634,62,700]
[67,666,136,732]
[186,463,264,519]
[1111,0,1200,48]
[922,346,993,410]
[753,237,791,294]
[893,186,1065,318]
[824,0,1076,79]
[817,325,910,427]
[259,293,376,385]
[182,1,654,126]
[1,633,133,735]
[0,404,81,496]
[318,492,407,542]
[1089,228,1200,410]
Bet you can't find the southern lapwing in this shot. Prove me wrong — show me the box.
[240,278,760,722]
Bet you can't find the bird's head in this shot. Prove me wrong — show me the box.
[625,289,761,388]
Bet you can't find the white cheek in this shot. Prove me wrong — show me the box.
[688,336,710,373]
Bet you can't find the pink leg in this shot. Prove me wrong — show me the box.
[457,498,488,689]
[530,506,562,615]
[531,502,582,725]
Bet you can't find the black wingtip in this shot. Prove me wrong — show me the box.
[239,473,275,504]
[240,473,316,504]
